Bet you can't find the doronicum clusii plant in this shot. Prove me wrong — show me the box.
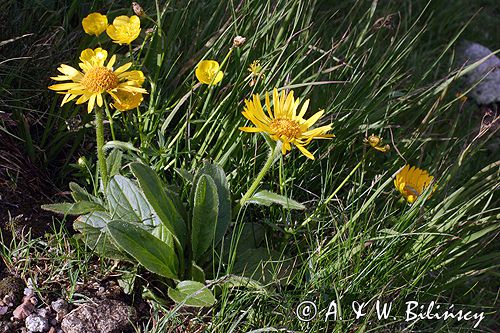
[48,47,147,193]
[43,157,231,307]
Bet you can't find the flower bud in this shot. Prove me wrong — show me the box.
[132,2,145,17]
[77,156,88,167]
[233,36,246,48]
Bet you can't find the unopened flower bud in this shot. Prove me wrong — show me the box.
[233,36,246,48]
[132,2,145,17]
[77,156,87,167]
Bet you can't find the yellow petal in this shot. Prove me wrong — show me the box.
[115,62,133,74]
[295,144,315,160]
[82,12,108,36]
[239,126,263,133]
[96,93,103,107]
[303,110,325,128]
[87,94,96,113]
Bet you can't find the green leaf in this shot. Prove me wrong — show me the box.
[247,191,306,210]
[168,280,215,307]
[73,214,130,261]
[191,262,206,283]
[152,224,174,248]
[75,211,112,230]
[107,220,179,280]
[130,162,187,248]
[107,175,161,227]
[191,174,219,261]
[219,275,265,291]
[174,167,194,184]
[194,163,231,246]
[106,148,123,178]
[104,140,141,153]
[69,182,100,203]
[117,267,137,295]
[41,201,104,215]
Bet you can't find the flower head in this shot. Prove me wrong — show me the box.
[49,48,147,113]
[106,15,141,45]
[248,60,264,87]
[195,60,224,85]
[394,165,435,204]
[364,134,390,153]
[112,90,144,111]
[82,12,108,36]
[239,88,334,159]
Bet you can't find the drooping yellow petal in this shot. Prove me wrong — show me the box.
[87,94,96,113]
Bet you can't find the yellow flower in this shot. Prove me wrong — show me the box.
[364,134,390,153]
[195,60,224,85]
[112,90,144,111]
[106,15,141,45]
[48,48,147,113]
[248,60,264,87]
[394,165,435,204]
[82,12,108,36]
[239,88,334,159]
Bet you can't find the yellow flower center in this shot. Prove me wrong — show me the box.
[270,118,302,139]
[81,67,119,93]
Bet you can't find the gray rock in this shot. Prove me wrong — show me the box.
[60,299,136,333]
[0,306,8,316]
[51,299,68,313]
[25,314,49,332]
[457,41,500,105]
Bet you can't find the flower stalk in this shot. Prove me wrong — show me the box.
[239,141,282,208]
[95,107,108,193]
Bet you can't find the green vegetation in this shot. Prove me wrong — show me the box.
[1,0,498,332]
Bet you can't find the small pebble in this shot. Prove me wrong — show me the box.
[0,306,8,316]
[51,299,68,313]
[24,288,34,297]
[25,314,49,332]
[12,298,35,320]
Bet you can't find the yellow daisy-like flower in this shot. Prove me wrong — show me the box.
[239,88,334,159]
[112,90,144,111]
[195,60,224,85]
[106,15,141,45]
[48,48,147,113]
[82,12,108,36]
[394,165,435,204]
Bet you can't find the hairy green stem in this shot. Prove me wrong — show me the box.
[103,98,116,141]
[239,141,282,208]
[95,108,108,193]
